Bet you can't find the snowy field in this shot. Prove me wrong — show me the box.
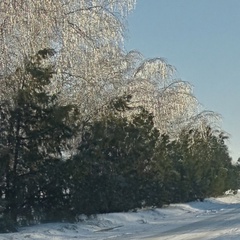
[2,191,240,240]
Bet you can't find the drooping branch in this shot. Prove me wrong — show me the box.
[0,0,136,117]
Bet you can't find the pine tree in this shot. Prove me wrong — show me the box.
[68,99,160,214]
[0,49,77,226]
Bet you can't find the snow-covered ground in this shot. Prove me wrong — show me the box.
[2,191,240,240]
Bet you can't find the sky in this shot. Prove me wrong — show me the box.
[125,0,240,162]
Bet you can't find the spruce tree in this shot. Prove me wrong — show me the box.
[68,99,160,214]
[0,49,77,226]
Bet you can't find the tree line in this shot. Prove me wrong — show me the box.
[0,50,239,232]
[0,0,239,233]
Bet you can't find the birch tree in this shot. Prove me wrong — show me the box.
[0,0,136,113]
[0,0,219,136]
[118,51,220,136]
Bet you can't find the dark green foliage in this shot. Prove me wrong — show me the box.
[167,127,238,202]
[66,97,239,215]
[0,49,76,225]
[68,105,161,214]
[0,215,18,233]
[0,50,239,231]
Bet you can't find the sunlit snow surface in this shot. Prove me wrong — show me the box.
[2,191,240,240]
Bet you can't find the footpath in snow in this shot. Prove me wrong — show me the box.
[1,191,240,240]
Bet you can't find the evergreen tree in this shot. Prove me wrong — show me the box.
[0,49,77,226]
[68,100,160,214]
[170,127,238,202]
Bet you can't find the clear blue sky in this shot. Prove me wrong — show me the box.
[125,0,240,162]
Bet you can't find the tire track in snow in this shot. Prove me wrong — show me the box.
[145,206,240,240]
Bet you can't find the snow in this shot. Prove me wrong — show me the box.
[2,191,240,240]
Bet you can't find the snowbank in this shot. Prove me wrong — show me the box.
[1,191,240,240]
